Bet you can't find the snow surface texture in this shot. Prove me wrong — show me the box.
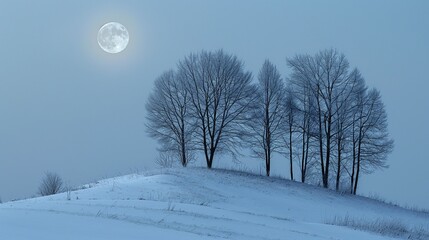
[0,168,428,239]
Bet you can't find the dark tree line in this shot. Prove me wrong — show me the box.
[146,49,393,194]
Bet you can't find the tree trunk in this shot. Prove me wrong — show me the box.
[266,141,271,177]
[203,140,211,168]
[266,158,270,176]
[289,122,294,181]
[353,157,360,195]
[301,130,310,183]
[300,128,306,183]
[266,137,271,177]
[350,122,356,194]
[265,145,271,176]
[316,93,325,188]
[181,142,187,167]
[335,136,341,191]
[265,98,271,177]
[180,123,187,167]
[324,114,332,189]
[207,148,215,169]
[353,129,363,195]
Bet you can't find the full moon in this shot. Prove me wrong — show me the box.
[97,22,129,54]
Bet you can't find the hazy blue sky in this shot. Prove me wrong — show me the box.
[0,0,428,208]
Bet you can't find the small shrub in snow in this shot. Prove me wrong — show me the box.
[166,201,175,211]
[155,153,175,168]
[63,183,73,200]
[66,188,71,201]
[38,172,63,196]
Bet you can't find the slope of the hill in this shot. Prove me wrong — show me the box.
[0,168,428,239]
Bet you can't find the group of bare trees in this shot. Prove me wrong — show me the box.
[146,49,393,194]
[286,50,393,193]
[147,50,257,168]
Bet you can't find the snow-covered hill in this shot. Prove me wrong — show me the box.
[0,168,428,239]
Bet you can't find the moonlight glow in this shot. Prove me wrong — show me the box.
[97,22,129,54]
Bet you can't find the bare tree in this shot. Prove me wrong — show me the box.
[284,87,298,180]
[146,70,193,167]
[178,50,257,168]
[288,49,353,188]
[351,88,394,194]
[249,60,286,176]
[288,76,317,183]
[348,72,368,193]
[332,68,362,191]
[39,172,63,196]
